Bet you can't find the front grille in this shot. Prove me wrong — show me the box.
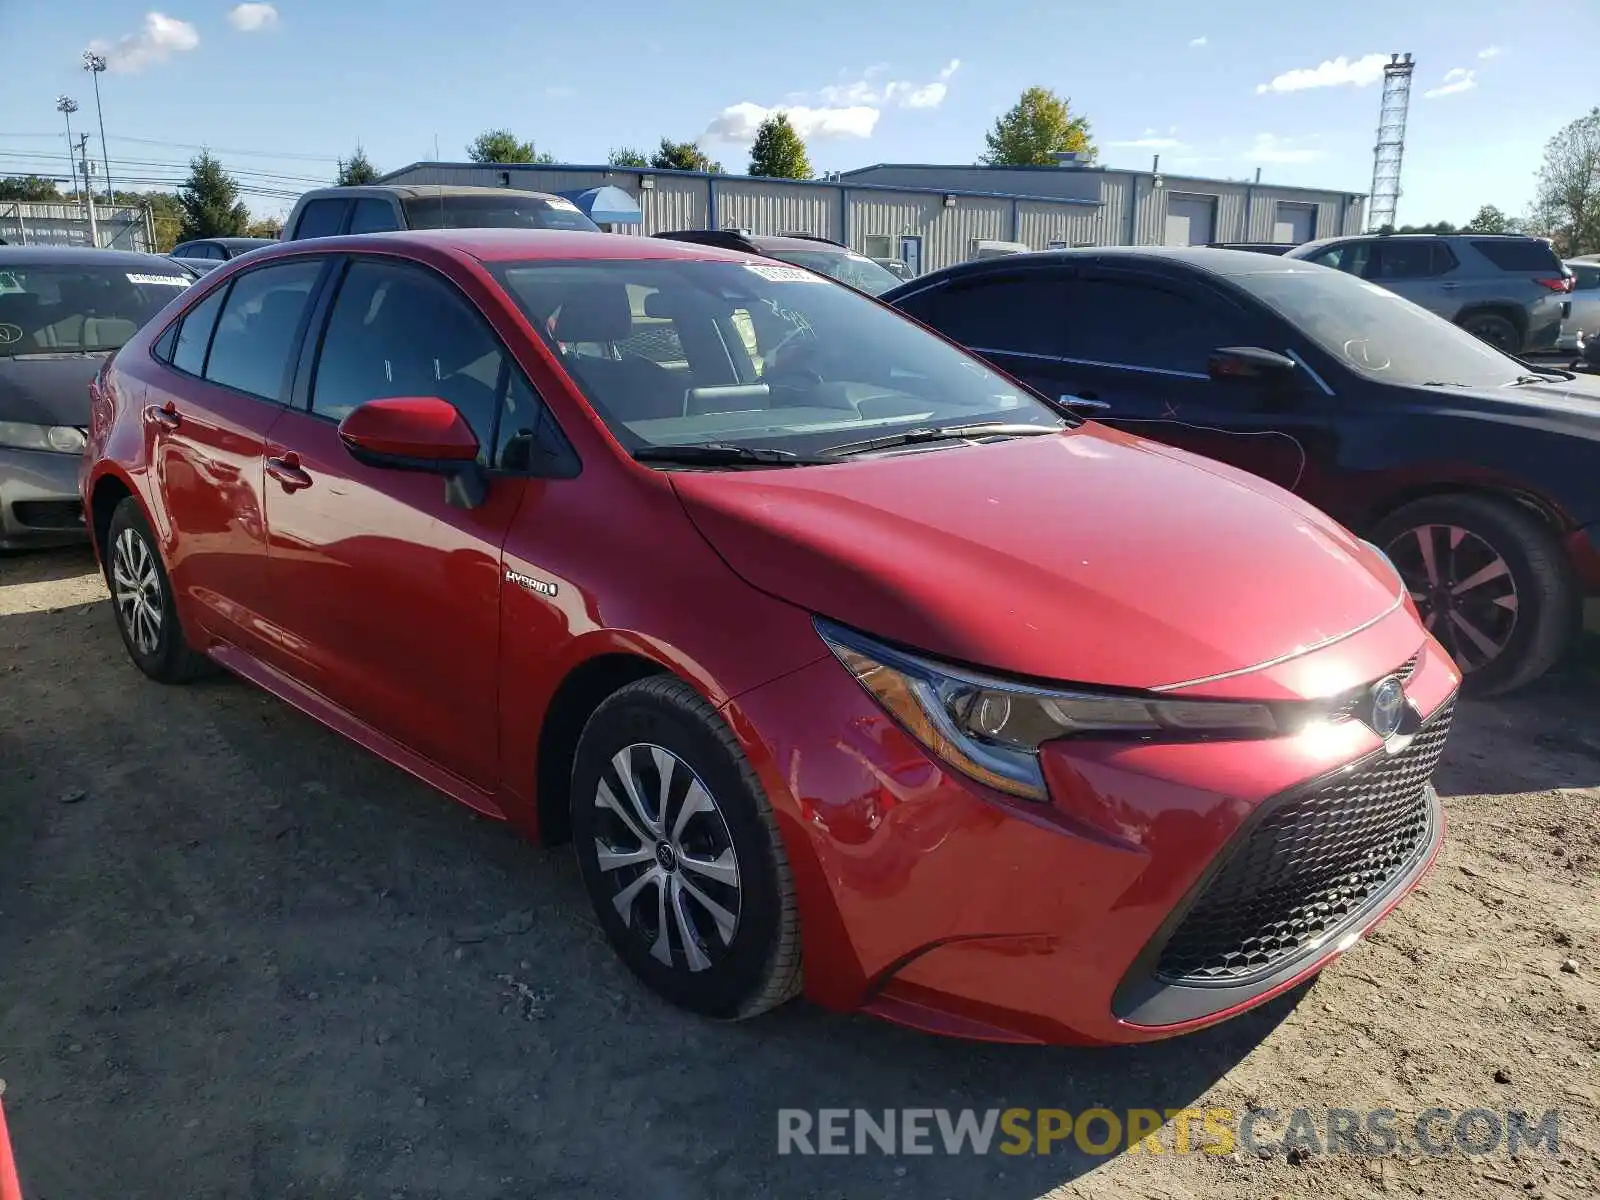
[12,500,85,530]
[1326,654,1420,724]
[1155,699,1453,985]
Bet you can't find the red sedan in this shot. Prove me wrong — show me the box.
[81,230,1458,1044]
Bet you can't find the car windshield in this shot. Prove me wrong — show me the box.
[761,248,904,297]
[492,258,1058,457]
[402,195,601,233]
[1235,266,1538,389]
[0,262,189,356]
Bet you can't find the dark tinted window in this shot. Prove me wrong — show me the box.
[495,369,576,474]
[204,244,228,260]
[0,263,189,356]
[293,199,349,239]
[204,260,322,401]
[1062,277,1236,374]
[1369,240,1445,280]
[910,274,1070,356]
[1472,239,1563,272]
[1303,241,1371,275]
[401,194,601,232]
[311,260,510,462]
[348,198,400,234]
[1572,264,1600,291]
[170,285,226,376]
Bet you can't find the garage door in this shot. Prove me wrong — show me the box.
[1273,202,1316,245]
[1164,194,1216,246]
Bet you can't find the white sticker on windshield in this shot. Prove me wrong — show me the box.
[544,198,581,212]
[745,264,823,283]
[127,273,191,287]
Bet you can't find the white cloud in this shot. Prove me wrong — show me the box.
[1111,136,1187,149]
[818,59,961,110]
[1255,53,1387,94]
[1189,35,1208,48]
[703,102,879,144]
[227,3,278,32]
[1244,133,1325,164]
[1423,67,1476,99]
[88,12,200,72]
[1477,45,1502,59]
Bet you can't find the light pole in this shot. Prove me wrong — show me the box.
[81,51,114,204]
[55,96,81,201]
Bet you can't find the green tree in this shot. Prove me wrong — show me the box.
[177,152,250,241]
[982,87,1096,167]
[336,144,380,186]
[115,190,185,251]
[607,146,649,168]
[747,113,811,179]
[466,129,555,165]
[245,216,284,238]
[1531,107,1600,256]
[1461,205,1509,234]
[0,175,65,202]
[1393,220,1458,234]
[651,138,722,173]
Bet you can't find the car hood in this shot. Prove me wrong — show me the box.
[670,426,1404,692]
[0,353,105,427]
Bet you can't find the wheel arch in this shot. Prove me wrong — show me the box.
[1451,301,1527,337]
[1363,480,1571,539]
[87,468,138,566]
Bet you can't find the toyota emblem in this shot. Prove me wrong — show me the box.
[1369,676,1406,739]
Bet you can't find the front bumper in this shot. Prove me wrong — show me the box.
[0,446,87,550]
[727,607,1458,1045]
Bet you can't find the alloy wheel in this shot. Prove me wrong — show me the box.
[1387,523,1518,672]
[593,743,743,973]
[111,526,164,656]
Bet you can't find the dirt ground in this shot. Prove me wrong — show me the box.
[1,546,1596,1200]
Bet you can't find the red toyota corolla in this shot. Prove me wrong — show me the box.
[81,230,1458,1045]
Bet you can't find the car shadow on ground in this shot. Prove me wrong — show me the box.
[0,602,1302,1199]
[0,545,99,588]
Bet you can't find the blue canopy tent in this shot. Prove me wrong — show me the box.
[557,186,642,227]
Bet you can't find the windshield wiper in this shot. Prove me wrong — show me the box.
[823,422,1064,458]
[1510,371,1574,385]
[632,443,830,467]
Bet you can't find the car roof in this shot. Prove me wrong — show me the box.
[296,184,567,202]
[233,227,765,265]
[933,245,1321,278]
[0,245,186,269]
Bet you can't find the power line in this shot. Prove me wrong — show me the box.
[0,130,342,162]
[0,150,329,186]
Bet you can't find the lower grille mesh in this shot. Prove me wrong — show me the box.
[1155,700,1453,985]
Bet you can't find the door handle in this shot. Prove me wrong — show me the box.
[145,401,181,430]
[266,453,313,492]
[1061,392,1110,413]
[1440,282,1460,290]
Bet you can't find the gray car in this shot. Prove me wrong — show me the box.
[1558,259,1600,354]
[281,184,601,240]
[0,246,193,549]
[1285,233,1572,355]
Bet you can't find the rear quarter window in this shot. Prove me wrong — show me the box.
[1471,239,1563,272]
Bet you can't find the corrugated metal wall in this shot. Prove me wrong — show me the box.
[715,180,839,241]
[1016,200,1103,249]
[640,176,707,233]
[0,201,152,251]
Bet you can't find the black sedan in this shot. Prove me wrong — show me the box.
[166,236,276,273]
[885,248,1600,695]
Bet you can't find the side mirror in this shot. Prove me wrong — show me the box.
[337,396,488,509]
[1207,346,1299,383]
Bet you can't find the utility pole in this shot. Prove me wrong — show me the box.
[56,96,81,201]
[76,136,99,247]
[82,51,114,204]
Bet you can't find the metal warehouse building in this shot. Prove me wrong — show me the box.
[377,158,1365,275]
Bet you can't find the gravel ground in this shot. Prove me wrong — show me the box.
[1,547,1596,1200]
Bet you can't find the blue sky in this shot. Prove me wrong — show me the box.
[1,0,1594,222]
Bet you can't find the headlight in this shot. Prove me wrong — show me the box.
[817,619,1280,802]
[0,422,87,454]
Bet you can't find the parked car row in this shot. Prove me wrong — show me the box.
[4,210,1593,1048]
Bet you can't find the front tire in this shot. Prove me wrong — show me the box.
[570,676,802,1020]
[104,497,211,684]
[1375,494,1578,696]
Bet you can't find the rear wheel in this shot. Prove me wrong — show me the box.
[1375,494,1577,696]
[104,497,211,684]
[1458,312,1520,354]
[570,676,801,1020]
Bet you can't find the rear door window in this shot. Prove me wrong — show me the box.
[169,286,227,376]
[203,260,324,401]
[910,273,1071,356]
[1304,241,1373,276]
[1368,240,1444,280]
[1471,239,1563,272]
[348,199,400,234]
[292,199,349,239]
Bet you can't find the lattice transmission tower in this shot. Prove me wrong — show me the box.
[1367,53,1415,231]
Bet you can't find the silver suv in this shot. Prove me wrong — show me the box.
[1285,233,1573,355]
